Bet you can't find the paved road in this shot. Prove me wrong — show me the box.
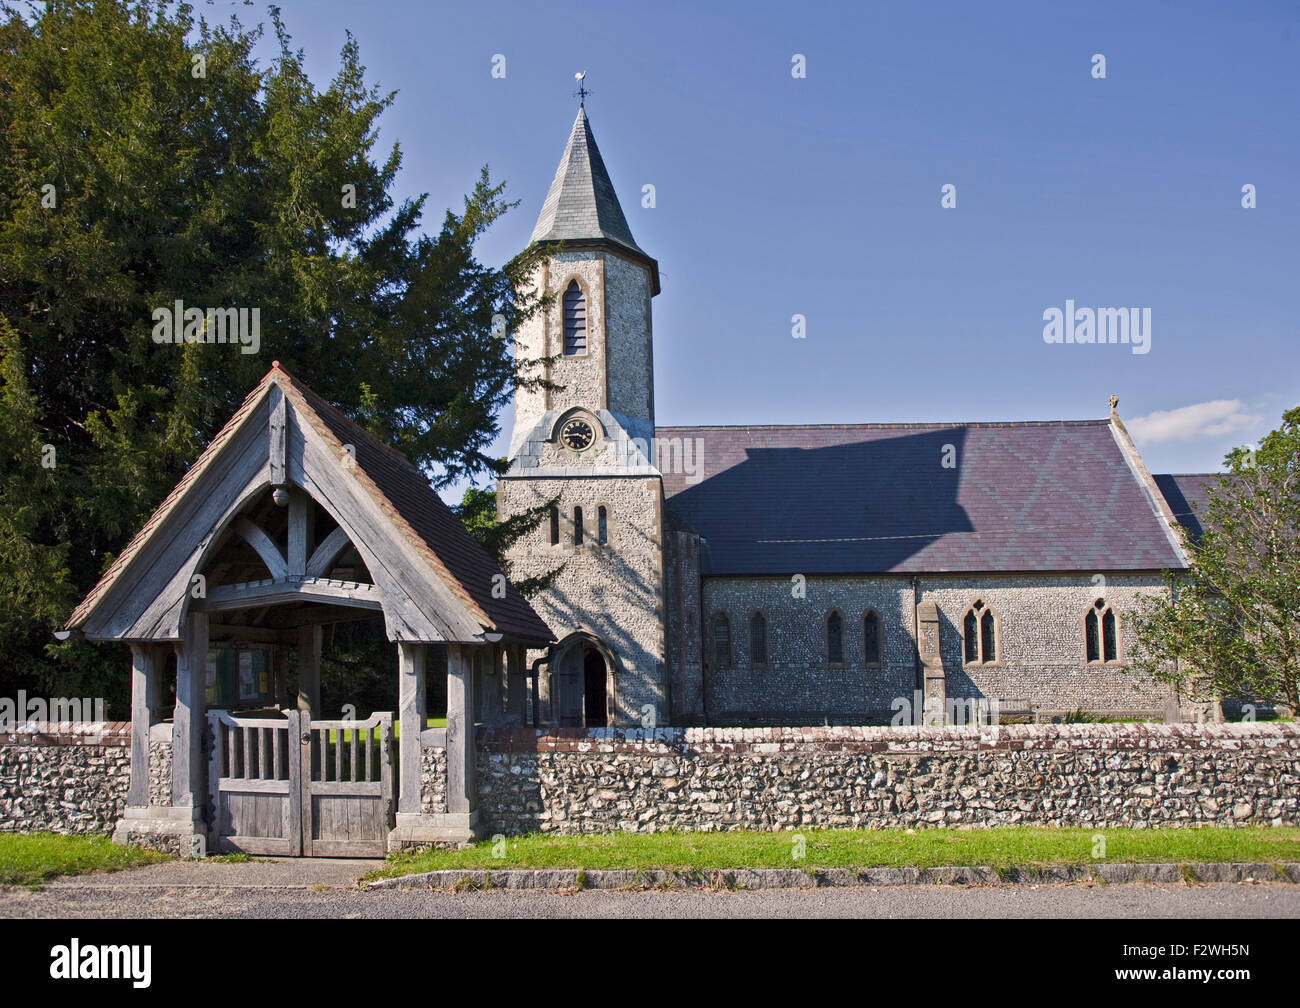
[1,859,1296,918]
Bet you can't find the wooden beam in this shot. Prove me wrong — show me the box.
[195,577,382,613]
[208,624,296,644]
[297,624,321,720]
[446,643,476,814]
[305,525,351,578]
[269,384,286,486]
[287,491,312,575]
[233,517,288,581]
[397,643,426,816]
[172,611,208,808]
[127,644,161,807]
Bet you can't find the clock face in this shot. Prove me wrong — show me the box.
[561,417,596,452]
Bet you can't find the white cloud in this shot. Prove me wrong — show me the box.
[1126,400,1263,444]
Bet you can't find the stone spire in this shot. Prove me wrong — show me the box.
[530,106,659,292]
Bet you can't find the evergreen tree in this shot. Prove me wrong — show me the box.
[0,1,548,711]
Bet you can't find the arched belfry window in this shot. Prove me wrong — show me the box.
[1085,598,1119,663]
[573,506,584,546]
[712,612,731,668]
[826,610,844,664]
[863,610,881,666]
[749,612,768,666]
[562,280,587,356]
[964,600,997,664]
[597,506,608,545]
[549,505,559,546]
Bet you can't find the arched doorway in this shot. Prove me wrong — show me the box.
[583,647,607,727]
[550,631,617,727]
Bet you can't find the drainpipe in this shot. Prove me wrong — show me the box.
[912,576,921,694]
[529,650,553,728]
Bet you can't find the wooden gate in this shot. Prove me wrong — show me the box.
[301,712,394,857]
[208,709,302,855]
[208,710,394,857]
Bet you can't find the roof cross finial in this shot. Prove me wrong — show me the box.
[573,71,590,108]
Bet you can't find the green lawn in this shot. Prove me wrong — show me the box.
[0,832,170,887]
[369,825,1300,880]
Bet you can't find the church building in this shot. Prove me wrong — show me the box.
[498,105,1211,728]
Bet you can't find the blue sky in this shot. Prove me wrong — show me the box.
[246,0,1298,498]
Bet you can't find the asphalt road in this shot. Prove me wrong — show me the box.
[0,858,1296,918]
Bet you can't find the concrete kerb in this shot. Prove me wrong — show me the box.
[366,861,1300,892]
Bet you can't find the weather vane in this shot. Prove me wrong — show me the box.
[573,71,590,107]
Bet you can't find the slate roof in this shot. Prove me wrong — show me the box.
[530,107,658,290]
[656,420,1187,575]
[1153,473,1219,544]
[282,371,553,643]
[67,366,553,644]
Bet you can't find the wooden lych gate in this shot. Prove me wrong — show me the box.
[65,365,553,856]
[208,709,394,857]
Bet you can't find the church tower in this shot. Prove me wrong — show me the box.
[498,105,667,728]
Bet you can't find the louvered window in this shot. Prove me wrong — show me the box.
[563,281,587,355]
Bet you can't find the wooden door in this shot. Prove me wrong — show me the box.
[300,713,394,857]
[208,709,302,855]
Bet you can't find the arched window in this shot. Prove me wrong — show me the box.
[712,612,731,668]
[964,599,997,664]
[573,506,583,546]
[749,612,768,666]
[597,505,608,545]
[863,610,881,665]
[1085,598,1119,663]
[562,280,586,356]
[549,505,559,546]
[826,611,844,664]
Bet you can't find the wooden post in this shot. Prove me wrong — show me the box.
[172,611,208,809]
[297,624,321,720]
[127,644,161,807]
[287,490,312,576]
[397,642,426,816]
[446,643,476,814]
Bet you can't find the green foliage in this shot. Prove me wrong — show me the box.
[0,2,544,711]
[1129,407,1300,713]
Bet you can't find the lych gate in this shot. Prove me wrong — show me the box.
[63,364,553,855]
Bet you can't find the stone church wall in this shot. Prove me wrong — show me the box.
[603,253,654,421]
[696,573,1170,724]
[477,722,1300,836]
[499,474,667,726]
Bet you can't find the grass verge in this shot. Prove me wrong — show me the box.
[366,825,1300,881]
[0,832,170,887]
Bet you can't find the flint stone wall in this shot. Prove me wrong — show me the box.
[477,722,1300,836]
[0,723,132,834]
